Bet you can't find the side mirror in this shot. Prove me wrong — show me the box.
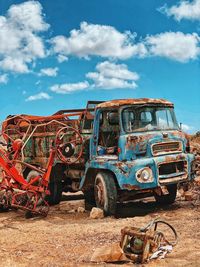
[179,123,182,130]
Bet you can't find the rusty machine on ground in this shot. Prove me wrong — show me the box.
[0,99,196,217]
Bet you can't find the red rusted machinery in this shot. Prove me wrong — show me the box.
[0,113,84,217]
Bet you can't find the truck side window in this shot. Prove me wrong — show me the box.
[123,110,135,132]
[98,110,119,155]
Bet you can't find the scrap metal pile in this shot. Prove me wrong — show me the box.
[0,113,83,218]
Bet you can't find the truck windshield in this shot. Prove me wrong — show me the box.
[122,106,179,132]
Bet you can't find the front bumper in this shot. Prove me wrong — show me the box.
[116,153,195,190]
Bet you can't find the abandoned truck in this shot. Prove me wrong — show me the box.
[2,98,196,215]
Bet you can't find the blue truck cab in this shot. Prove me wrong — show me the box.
[81,98,196,215]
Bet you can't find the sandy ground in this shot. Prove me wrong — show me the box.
[0,191,199,267]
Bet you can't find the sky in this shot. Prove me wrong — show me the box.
[0,0,200,133]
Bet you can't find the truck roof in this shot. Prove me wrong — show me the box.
[96,98,173,109]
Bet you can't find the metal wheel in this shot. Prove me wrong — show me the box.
[94,172,117,216]
[55,126,83,164]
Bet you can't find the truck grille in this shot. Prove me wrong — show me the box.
[152,141,182,156]
[158,160,187,184]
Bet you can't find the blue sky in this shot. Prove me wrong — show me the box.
[0,0,200,133]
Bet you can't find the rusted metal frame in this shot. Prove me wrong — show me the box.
[2,115,32,143]
[0,150,28,186]
[97,98,174,109]
[12,160,45,174]
[21,119,67,161]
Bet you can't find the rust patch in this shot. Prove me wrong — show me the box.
[97,98,173,109]
[122,184,140,190]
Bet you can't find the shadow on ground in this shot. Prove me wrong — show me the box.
[115,200,180,218]
[62,193,181,219]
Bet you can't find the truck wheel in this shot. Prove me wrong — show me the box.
[84,190,96,211]
[46,165,63,205]
[47,182,62,205]
[154,184,177,205]
[26,170,62,205]
[94,172,117,216]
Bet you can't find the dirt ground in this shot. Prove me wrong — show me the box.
[0,188,199,267]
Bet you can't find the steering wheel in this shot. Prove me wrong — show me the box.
[55,126,83,165]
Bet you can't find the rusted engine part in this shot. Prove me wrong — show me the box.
[120,218,178,263]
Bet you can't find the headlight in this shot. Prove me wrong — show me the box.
[136,167,153,183]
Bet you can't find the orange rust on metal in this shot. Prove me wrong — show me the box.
[96,98,173,109]
[122,184,140,190]
[164,154,186,162]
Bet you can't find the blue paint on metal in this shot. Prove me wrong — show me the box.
[80,105,195,191]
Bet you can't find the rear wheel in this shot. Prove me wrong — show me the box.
[45,165,63,205]
[94,172,117,216]
[47,181,62,205]
[154,184,177,205]
[24,166,63,205]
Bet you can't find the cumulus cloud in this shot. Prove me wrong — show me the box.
[39,67,58,77]
[159,0,200,21]
[57,54,68,63]
[0,74,8,84]
[182,123,194,132]
[51,22,147,60]
[50,81,89,94]
[0,1,49,74]
[86,61,139,89]
[25,92,51,101]
[145,32,200,62]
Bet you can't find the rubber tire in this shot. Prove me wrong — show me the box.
[46,166,63,205]
[24,167,63,205]
[154,184,177,205]
[47,182,62,205]
[84,190,96,211]
[94,172,117,216]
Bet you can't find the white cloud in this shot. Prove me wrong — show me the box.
[0,57,29,73]
[39,67,58,77]
[25,92,51,101]
[0,74,8,84]
[160,0,200,21]
[0,1,49,74]
[50,21,200,63]
[51,21,147,60]
[182,123,194,132]
[145,32,200,62]
[86,61,139,89]
[50,81,89,94]
[57,54,68,63]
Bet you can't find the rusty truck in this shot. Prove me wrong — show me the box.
[2,98,196,215]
